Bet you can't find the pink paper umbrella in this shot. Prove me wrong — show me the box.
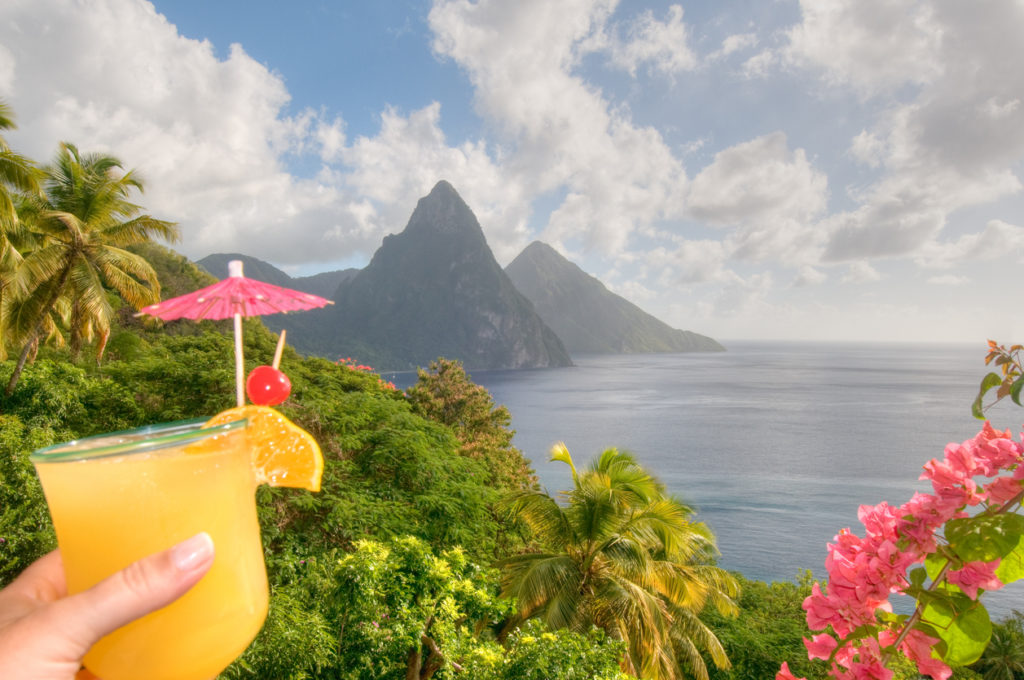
[136,260,333,406]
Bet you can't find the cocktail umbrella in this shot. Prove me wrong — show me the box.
[136,260,333,406]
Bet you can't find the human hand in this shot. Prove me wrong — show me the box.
[0,532,214,680]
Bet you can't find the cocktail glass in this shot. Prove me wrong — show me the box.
[31,418,269,680]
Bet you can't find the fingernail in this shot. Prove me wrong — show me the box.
[171,532,214,572]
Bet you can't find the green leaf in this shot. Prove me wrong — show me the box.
[913,621,948,658]
[946,515,1024,563]
[973,372,1003,419]
[909,567,928,588]
[919,589,992,666]
[994,533,1024,586]
[1012,376,1024,406]
[925,552,952,581]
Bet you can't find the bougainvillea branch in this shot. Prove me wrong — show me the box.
[779,421,1024,680]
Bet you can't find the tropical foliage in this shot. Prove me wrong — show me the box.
[0,300,636,677]
[0,100,40,230]
[3,141,178,394]
[407,357,535,490]
[971,611,1024,680]
[499,443,740,680]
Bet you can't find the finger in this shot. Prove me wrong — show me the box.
[0,551,66,603]
[41,532,215,654]
[0,551,67,631]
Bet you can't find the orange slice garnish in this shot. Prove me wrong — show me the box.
[203,405,323,492]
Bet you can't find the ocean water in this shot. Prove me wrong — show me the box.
[398,341,1024,620]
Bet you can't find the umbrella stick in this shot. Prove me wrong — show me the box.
[272,329,287,369]
[234,313,245,407]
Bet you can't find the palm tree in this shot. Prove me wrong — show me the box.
[499,444,739,680]
[973,614,1024,680]
[4,142,179,395]
[0,101,42,359]
[0,100,40,230]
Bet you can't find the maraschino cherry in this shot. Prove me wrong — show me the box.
[246,365,292,406]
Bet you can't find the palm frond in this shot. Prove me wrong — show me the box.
[89,246,161,308]
[668,604,731,670]
[500,489,574,548]
[497,552,580,620]
[549,442,580,487]
[101,214,180,246]
[667,633,711,680]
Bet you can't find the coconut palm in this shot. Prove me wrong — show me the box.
[0,100,40,231]
[973,614,1024,680]
[499,444,739,680]
[0,101,42,358]
[4,142,178,395]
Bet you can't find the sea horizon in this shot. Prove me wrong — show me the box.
[400,340,1024,620]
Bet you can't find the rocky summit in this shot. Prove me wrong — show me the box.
[505,241,725,354]
[273,181,572,371]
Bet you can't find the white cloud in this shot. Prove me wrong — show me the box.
[0,43,14,92]
[688,133,827,225]
[0,0,532,266]
[603,5,698,77]
[849,130,885,168]
[429,0,689,257]
[315,117,347,163]
[916,220,1024,268]
[0,0,381,265]
[792,265,826,287]
[709,271,773,318]
[782,0,944,95]
[741,49,778,79]
[686,132,829,262]
[842,261,882,283]
[645,239,731,285]
[705,32,758,64]
[927,274,969,286]
[720,33,758,57]
[5,0,1024,345]
[778,0,1024,262]
[340,103,530,262]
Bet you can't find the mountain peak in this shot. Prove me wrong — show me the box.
[404,180,485,241]
[427,179,457,198]
[506,241,725,354]
[520,241,570,266]
[310,185,572,371]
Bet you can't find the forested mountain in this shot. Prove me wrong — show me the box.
[198,253,358,299]
[267,181,572,371]
[198,185,723,370]
[505,241,725,354]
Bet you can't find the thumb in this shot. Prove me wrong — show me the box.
[45,532,215,655]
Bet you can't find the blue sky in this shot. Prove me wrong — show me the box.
[2,0,1023,343]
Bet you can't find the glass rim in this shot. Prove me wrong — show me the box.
[30,417,248,463]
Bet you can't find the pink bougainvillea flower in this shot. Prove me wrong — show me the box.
[777,661,808,680]
[921,459,984,505]
[920,457,964,490]
[805,633,839,661]
[858,502,901,543]
[788,422,1024,680]
[944,441,979,478]
[895,628,951,680]
[947,560,1003,599]
[804,582,848,633]
[972,433,1022,477]
[985,476,1024,507]
[848,659,894,680]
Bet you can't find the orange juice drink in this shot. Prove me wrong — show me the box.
[31,418,268,680]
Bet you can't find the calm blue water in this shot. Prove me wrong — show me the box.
[398,341,1024,619]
